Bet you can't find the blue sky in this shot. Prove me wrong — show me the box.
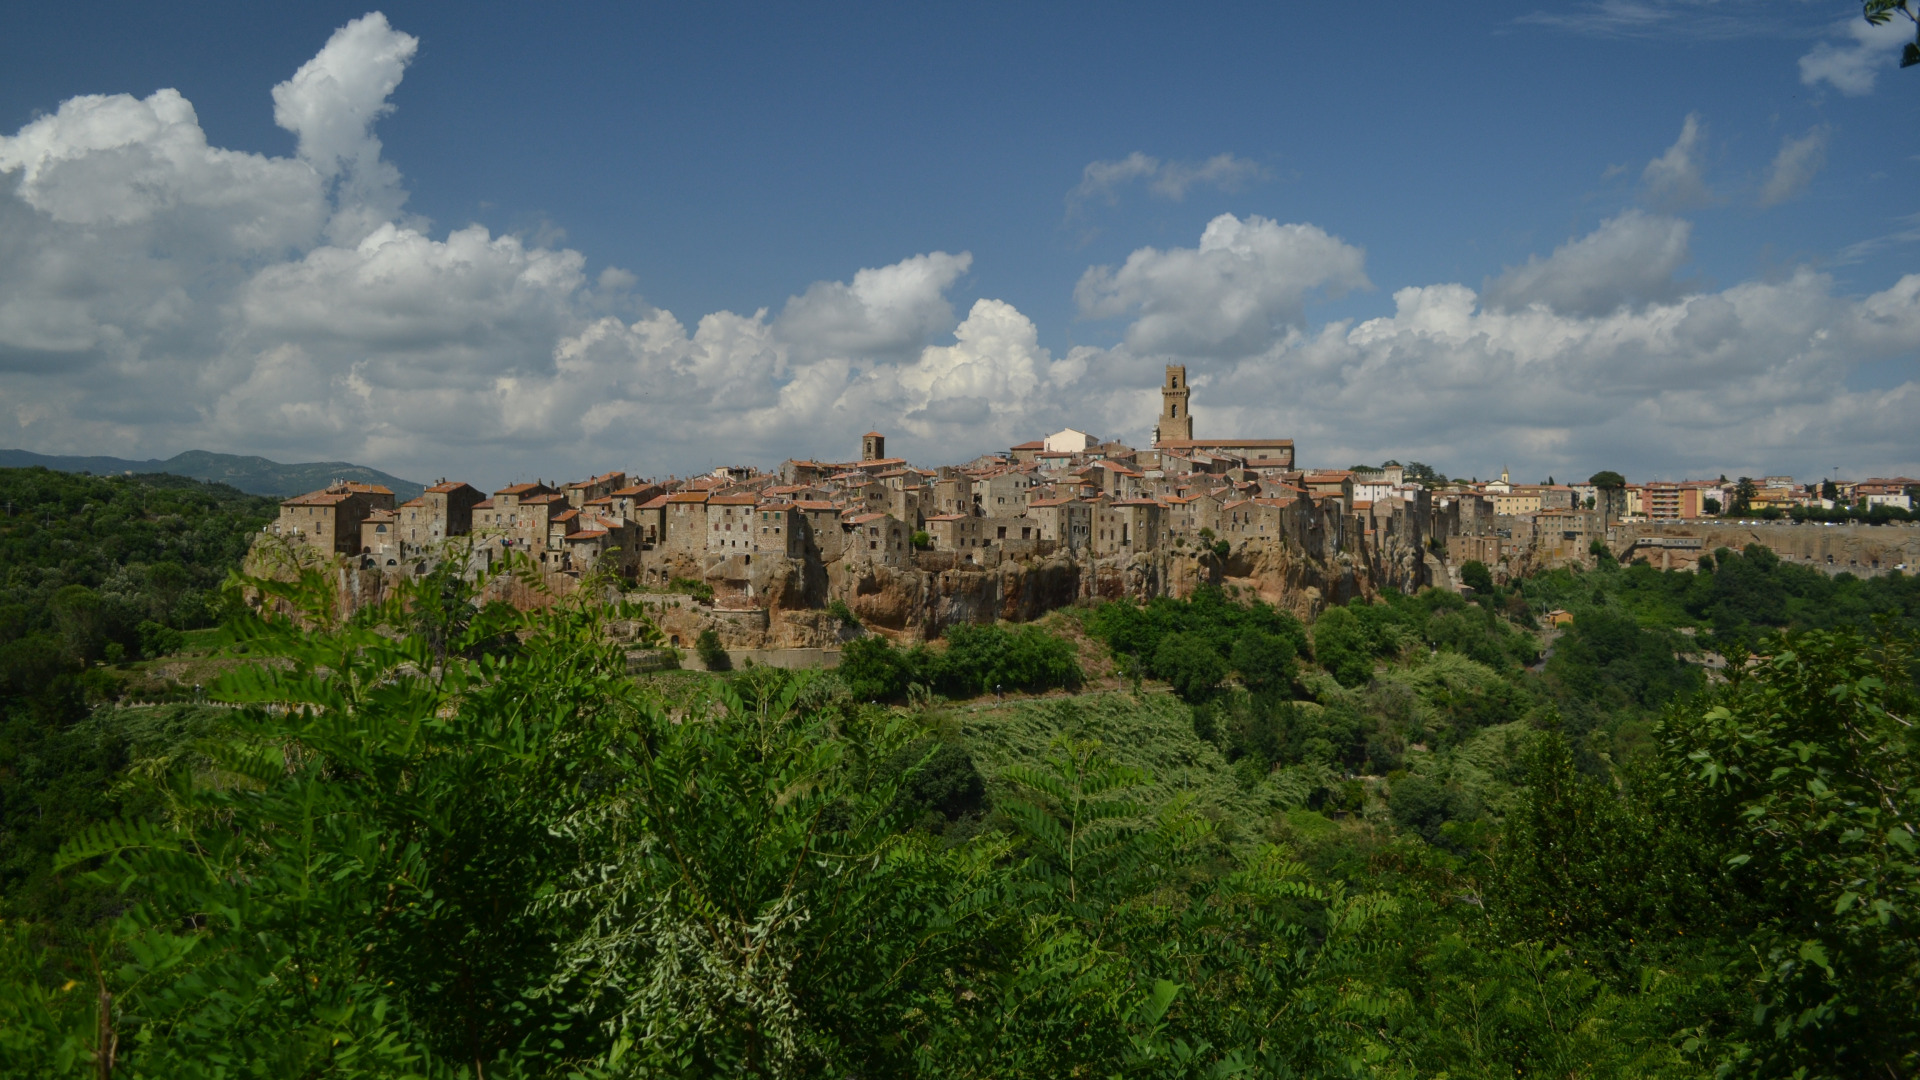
[1,2,1915,486]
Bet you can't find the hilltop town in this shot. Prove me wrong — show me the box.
[263,366,1920,652]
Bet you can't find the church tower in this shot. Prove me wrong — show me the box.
[1154,365,1192,444]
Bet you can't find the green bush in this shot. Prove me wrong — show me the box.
[695,628,731,671]
[136,620,184,659]
[669,575,715,603]
[1459,560,1494,593]
[1231,629,1297,692]
[1152,632,1225,703]
[1312,606,1374,688]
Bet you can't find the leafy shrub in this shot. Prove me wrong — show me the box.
[669,575,715,603]
[1231,629,1296,692]
[839,634,912,701]
[1153,632,1225,703]
[1312,606,1374,688]
[1459,560,1494,593]
[827,598,861,627]
[136,620,184,659]
[695,628,731,671]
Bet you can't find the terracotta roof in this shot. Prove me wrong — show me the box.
[794,500,838,511]
[1027,498,1077,508]
[565,529,609,540]
[552,509,580,523]
[398,497,425,508]
[334,482,393,495]
[520,493,568,505]
[364,508,397,521]
[282,491,355,506]
[495,482,549,496]
[848,513,890,524]
[666,491,710,504]
[472,498,495,509]
[610,484,658,497]
[568,471,625,489]
[637,494,669,509]
[1010,440,1044,450]
[925,513,969,522]
[425,481,476,494]
[708,493,757,506]
[584,496,613,506]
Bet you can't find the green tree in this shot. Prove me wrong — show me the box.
[1230,628,1296,693]
[1459,559,1495,593]
[1152,631,1226,702]
[1313,605,1375,688]
[696,627,731,670]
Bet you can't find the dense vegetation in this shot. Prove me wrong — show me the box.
[0,467,275,662]
[1,488,1915,1076]
[0,468,275,940]
[837,621,1082,701]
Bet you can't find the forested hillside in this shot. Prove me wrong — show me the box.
[0,468,275,938]
[0,528,1914,1077]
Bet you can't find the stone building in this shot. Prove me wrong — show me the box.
[274,487,374,556]
[663,491,710,555]
[844,512,909,566]
[1153,366,1193,444]
[1026,497,1091,552]
[707,493,758,554]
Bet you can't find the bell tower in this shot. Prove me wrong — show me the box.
[1154,365,1192,444]
[861,431,885,462]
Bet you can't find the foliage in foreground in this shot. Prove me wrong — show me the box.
[1,550,1915,1078]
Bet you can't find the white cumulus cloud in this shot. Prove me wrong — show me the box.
[1758,124,1830,207]
[1074,213,1370,357]
[1483,210,1693,316]
[1066,152,1266,215]
[1641,112,1713,208]
[1800,16,1912,96]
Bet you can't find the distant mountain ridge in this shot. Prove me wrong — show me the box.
[0,448,426,502]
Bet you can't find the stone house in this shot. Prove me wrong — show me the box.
[1079,460,1145,500]
[274,488,373,556]
[1025,498,1091,552]
[360,508,400,563]
[609,483,666,521]
[1301,471,1355,508]
[663,491,711,555]
[795,501,846,561]
[625,493,668,546]
[706,493,758,554]
[974,467,1039,517]
[1092,499,1162,557]
[409,481,484,546]
[478,482,559,534]
[844,512,909,566]
[751,502,808,558]
[565,471,627,507]
[923,513,987,555]
[334,482,396,512]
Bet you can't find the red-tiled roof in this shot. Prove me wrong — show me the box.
[282,491,355,506]
[425,481,476,494]
[666,491,710,504]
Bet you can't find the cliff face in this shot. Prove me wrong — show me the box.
[245,506,1431,648]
